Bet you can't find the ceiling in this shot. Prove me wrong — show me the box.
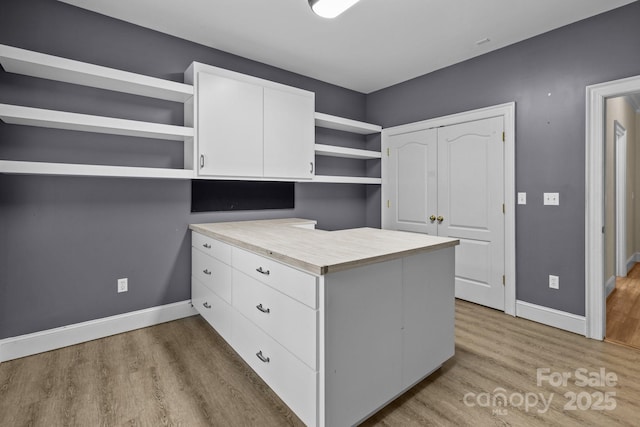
[59,0,636,94]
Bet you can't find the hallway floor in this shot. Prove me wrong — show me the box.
[606,263,640,350]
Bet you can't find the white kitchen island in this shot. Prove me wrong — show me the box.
[189,218,459,426]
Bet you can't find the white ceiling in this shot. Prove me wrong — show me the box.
[59,0,636,94]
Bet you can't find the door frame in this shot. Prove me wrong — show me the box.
[381,102,516,316]
[586,75,640,340]
[615,121,627,277]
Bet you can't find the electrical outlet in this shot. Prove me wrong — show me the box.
[549,275,559,290]
[544,192,559,206]
[117,278,128,293]
[518,192,527,205]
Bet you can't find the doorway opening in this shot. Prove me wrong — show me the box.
[603,97,640,349]
[586,76,640,340]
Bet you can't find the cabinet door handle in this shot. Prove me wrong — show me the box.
[200,154,205,168]
[437,216,444,223]
[202,243,211,249]
[203,302,211,309]
[256,350,270,363]
[256,303,271,314]
[203,269,212,275]
[256,267,270,276]
[310,162,314,174]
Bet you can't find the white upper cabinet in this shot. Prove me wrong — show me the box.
[197,72,263,177]
[186,62,315,181]
[264,87,314,179]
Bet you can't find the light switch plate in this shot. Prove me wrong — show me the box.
[544,192,559,206]
[518,192,527,205]
[549,275,559,289]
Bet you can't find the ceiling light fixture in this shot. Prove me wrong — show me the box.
[308,0,361,19]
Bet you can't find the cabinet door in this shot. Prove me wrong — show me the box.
[197,72,263,177]
[263,87,314,179]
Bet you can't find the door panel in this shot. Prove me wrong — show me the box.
[385,129,437,235]
[438,117,504,310]
[197,72,263,177]
[263,87,314,180]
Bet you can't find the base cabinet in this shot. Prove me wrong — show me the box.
[191,231,454,426]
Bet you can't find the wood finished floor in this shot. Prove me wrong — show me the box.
[606,263,640,350]
[1,300,639,426]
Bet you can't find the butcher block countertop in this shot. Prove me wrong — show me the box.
[190,218,459,275]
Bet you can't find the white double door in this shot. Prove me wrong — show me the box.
[384,117,505,311]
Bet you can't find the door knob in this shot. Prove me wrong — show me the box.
[437,216,444,223]
[429,215,436,222]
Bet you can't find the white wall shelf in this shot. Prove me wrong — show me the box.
[0,160,194,179]
[314,112,382,135]
[313,113,382,184]
[314,143,381,160]
[0,104,194,141]
[313,175,382,184]
[0,44,197,179]
[0,44,193,102]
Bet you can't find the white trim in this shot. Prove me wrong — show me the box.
[615,121,627,277]
[0,300,197,362]
[382,102,516,316]
[585,74,640,340]
[605,275,616,298]
[628,252,640,274]
[515,300,586,335]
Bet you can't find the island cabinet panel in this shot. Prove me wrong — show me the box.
[401,247,455,388]
[321,259,404,427]
[190,220,457,427]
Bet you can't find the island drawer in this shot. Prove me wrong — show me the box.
[232,247,317,309]
[192,247,232,303]
[233,270,317,370]
[192,232,231,265]
[192,277,232,342]
[232,310,317,426]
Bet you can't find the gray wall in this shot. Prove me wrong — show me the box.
[366,2,640,316]
[0,0,368,338]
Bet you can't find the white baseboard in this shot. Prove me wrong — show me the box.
[516,300,586,335]
[628,252,640,273]
[0,300,197,363]
[605,275,616,298]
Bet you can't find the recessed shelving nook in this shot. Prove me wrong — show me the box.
[0,44,194,178]
[313,112,382,184]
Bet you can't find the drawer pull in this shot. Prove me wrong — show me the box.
[256,351,270,363]
[202,243,212,249]
[256,267,270,276]
[203,269,212,275]
[203,302,211,309]
[256,303,271,314]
